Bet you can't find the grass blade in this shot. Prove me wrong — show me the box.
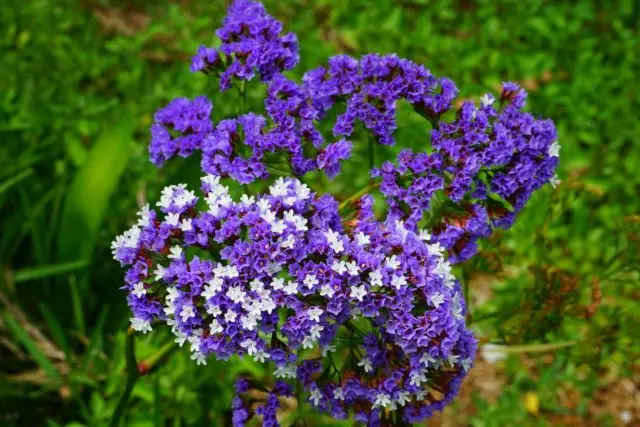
[14,260,88,283]
[1,311,61,382]
[56,113,135,295]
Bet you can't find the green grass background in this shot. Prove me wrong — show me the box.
[0,0,639,426]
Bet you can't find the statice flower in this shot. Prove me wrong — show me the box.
[375,82,559,263]
[149,96,214,166]
[113,177,476,425]
[116,1,560,425]
[303,53,457,146]
[192,0,299,90]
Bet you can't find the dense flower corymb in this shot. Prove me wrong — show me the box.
[113,177,476,424]
[116,0,559,425]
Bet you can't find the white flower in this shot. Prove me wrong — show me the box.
[111,226,141,257]
[165,212,180,227]
[132,282,146,298]
[295,180,311,201]
[201,174,221,190]
[430,292,445,308]
[294,216,308,232]
[283,281,298,295]
[320,284,335,298]
[451,292,464,320]
[271,220,286,235]
[267,262,282,275]
[321,345,336,357]
[209,319,223,334]
[427,242,446,257]
[418,230,431,242]
[253,350,270,363]
[307,307,323,322]
[280,234,296,249]
[224,310,237,323]
[548,140,560,157]
[180,305,196,322]
[391,275,407,289]
[174,331,187,347]
[270,277,285,291]
[369,269,383,287]
[206,304,222,317]
[241,314,258,331]
[395,391,411,407]
[480,93,495,107]
[324,229,344,253]
[179,218,193,232]
[130,317,152,333]
[550,174,561,189]
[175,189,196,208]
[239,194,255,206]
[261,209,277,224]
[240,339,258,356]
[136,204,151,227]
[154,265,166,281]
[203,278,223,299]
[310,388,323,406]
[256,199,271,213]
[409,370,427,387]
[350,285,367,302]
[191,351,207,366]
[303,274,319,289]
[224,265,239,278]
[168,245,183,260]
[447,354,460,368]
[415,390,428,401]
[226,286,246,304]
[346,261,360,276]
[333,387,345,400]
[419,353,436,367]
[461,358,472,372]
[269,177,290,197]
[274,363,297,379]
[385,255,400,270]
[188,331,202,352]
[394,220,408,241]
[373,393,391,409]
[355,232,370,246]
[331,260,347,275]
[357,357,373,373]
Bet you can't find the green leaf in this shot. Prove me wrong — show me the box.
[0,167,33,196]
[487,192,515,212]
[14,260,88,283]
[56,113,134,296]
[1,311,61,382]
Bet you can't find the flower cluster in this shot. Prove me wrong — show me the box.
[191,0,299,90]
[116,0,560,425]
[113,176,475,425]
[375,86,559,263]
[302,54,457,146]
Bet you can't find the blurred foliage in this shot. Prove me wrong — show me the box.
[0,0,638,426]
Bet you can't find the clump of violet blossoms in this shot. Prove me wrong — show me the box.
[113,1,559,425]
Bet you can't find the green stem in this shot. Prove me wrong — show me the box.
[486,340,577,354]
[109,331,139,427]
[141,341,177,374]
[368,137,375,177]
[338,182,380,212]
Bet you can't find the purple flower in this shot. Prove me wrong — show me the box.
[192,0,299,89]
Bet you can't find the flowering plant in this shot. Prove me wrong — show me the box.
[112,1,559,425]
